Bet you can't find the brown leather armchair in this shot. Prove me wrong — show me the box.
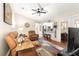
[5,31,18,56]
[28,31,39,41]
[28,31,40,47]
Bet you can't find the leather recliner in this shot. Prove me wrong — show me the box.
[28,31,39,41]
[28,31,40,47]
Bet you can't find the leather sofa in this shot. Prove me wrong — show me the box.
[5,31,18,56]
[5,31,40,56]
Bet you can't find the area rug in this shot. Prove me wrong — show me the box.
[37,38,64,56]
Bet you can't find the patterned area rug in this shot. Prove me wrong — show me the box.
[36,38,64,56]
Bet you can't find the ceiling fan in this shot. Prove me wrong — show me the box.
[32,3,48,16]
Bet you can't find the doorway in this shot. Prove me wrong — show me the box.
[61,21,68,44]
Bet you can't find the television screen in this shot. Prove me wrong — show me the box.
[68,28,79,53]
[74,28,79,49]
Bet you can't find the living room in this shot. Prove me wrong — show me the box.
[0,3,79,56]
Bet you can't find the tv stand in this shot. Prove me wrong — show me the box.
[58,48,79,56]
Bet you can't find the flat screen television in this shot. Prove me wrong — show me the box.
[67,28,79,52]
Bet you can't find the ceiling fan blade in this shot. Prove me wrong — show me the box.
[40,12,46,14]
[32,9,37,11]
[42,10,48,13]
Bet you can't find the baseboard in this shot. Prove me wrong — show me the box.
[5,49,11,56]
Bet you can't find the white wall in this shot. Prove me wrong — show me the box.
[35,23,43,37]
[56,20,61,42]
[13,13,35,35]
[0,4,13,56]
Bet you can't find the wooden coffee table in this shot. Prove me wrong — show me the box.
[16,38,37,56]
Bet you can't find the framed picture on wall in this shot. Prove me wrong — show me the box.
[3,3,12,25]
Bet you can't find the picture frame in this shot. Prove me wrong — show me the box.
[3,3,12,25]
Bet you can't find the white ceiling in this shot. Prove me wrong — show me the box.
[10,3,79,22]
